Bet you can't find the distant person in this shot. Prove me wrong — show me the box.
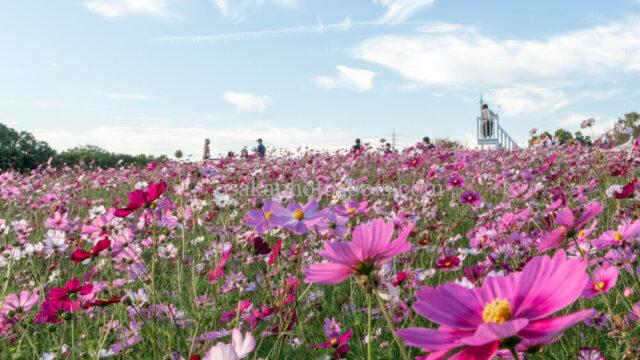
[203,138,211,160]
[423,136,435,149]
[227,151,235,158]
[481,104,493,138]
[384,142,393,154]
[240,146,249,159]
[255,138,266,158]
[351,138,362,152]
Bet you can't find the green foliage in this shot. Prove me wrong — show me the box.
[0,123,56,171]
[0,122,165,172]
[607,112,640,145]
[52,145,166,169]
[435,137,462,149]
[554,128,573,144]
[573,131,592,146]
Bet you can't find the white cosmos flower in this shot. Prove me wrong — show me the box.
[203,329,255,360]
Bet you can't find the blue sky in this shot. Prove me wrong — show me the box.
[1,0,640,157]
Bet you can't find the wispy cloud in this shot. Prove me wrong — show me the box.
[487,85,570,118]
[314,65,377,92]
[222,91,270,112]
[213,0,299,20]
[104,93,151,100]
[82,0,179,19]
[353,17,640,86]
[150,18,426,43]
[374,0,435,23]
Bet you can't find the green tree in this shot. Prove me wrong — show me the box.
[53,145,165,169]
[554,128,573,144]
[607,112,640,145]
[0,123,56,171]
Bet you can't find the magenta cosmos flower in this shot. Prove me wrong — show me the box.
[270,198,328,235]
[114,180,167,217]
[460,191,482,207]
[582,265,619,299]
[304,218,413,285]
[398,250,594,359]
[537,202,603,252]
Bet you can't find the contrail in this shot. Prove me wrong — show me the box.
[150,18,427,44]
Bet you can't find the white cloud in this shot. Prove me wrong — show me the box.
[27,124,354,157]
[314,65,377,92]
[222,91,270,112]
[353,17,640,86]
[374,0,435,23]
[273,0,298,9]
[105,93,151,100]
[82,0,177,19]
[214,0,297,20]
[486,85,570,118]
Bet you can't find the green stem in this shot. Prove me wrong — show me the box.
[374,291,409,360]
[366,292,373,360]
[509,346,520,360]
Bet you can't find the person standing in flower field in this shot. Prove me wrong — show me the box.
[255,138,266,158]
[482,104,493,138]
[203,138,211,160]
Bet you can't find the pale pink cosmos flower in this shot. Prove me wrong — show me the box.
[203,329,255,360]
[398,250,594,359]
[304,218,413,285]
[1,290,39,317]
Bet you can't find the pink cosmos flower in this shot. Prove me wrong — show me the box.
[44,211,70,230]
[538,202,603,252]
[304,219,413,285]
[270,198,328,235]
[592,220,640,249]
[1,290,39,317]
[582,265,619,299]
[334,199,368,218]
[398,250,594,359]
[243,199,281,234]
[114,180,167,217]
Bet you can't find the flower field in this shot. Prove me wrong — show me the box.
[1,144,640,359]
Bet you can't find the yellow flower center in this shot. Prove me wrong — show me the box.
[330,338,338,346]
[346,207,357,215]
[482,298,513,324]
[594,281,606,291]
[467,196,474,201]
[444,261,451,267]
[613,232,623,242]
[264,211,273,220]
[293,209,305,221]
[578,230,585,238]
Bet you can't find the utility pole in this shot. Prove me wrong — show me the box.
[392,129,397,150]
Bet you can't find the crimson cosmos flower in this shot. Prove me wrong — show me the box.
[114,180,167,217]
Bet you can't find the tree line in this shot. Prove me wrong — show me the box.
[0,123,166,172]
